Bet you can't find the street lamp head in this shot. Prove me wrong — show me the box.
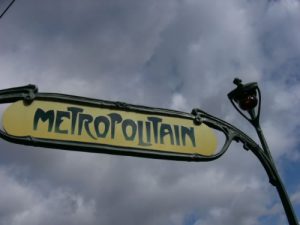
[228,78,261,123]
[229,78,258,111]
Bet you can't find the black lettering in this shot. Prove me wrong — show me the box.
[160,124,174,145]
[67,107,84,134]
[122,119,137,141]
[108,113,122,139]
[33,108,55,132]
[138,121,151,146]
[174,125,180,146]
[78,113,96,139]
[94,116,110,138]
[145,121,151,144]
[181,127,196,147]
[147,117,162,144]
[55,111,70,134]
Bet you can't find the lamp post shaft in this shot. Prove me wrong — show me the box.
[229,80,299,225]
[275,173,299,225]
[254,124,298,225]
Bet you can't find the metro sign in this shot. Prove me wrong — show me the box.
[0,85,224,161]
[3,100,217,156]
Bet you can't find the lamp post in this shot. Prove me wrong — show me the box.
[228,78,299,225]
[0,81,298,224]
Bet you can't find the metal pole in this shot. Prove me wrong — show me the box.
[253,123,299,225]
[228,79,299,225]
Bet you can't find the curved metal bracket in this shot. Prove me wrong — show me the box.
[192,108,277,186]
[0,84,37,104]
[0,84,296,224]
[0,85,219,162]
[0,85,278,185]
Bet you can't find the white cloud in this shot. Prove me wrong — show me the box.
[171,93,188,110]
[0,0,300,224]
[0,167,96,225]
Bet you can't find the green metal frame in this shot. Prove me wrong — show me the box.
[228,79,298,225]
[0,83,298,224]
[0,85,264,164]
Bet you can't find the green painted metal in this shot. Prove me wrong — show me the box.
[0,81,298,225]
[228,78,298,225]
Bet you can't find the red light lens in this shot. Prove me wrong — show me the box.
[238,95,258,110]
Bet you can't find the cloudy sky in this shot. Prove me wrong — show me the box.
[0,0,300,224]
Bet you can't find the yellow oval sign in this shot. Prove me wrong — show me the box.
[2,100,217,156]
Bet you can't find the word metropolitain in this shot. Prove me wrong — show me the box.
[33,106,197,148]
[3,100,217,155]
